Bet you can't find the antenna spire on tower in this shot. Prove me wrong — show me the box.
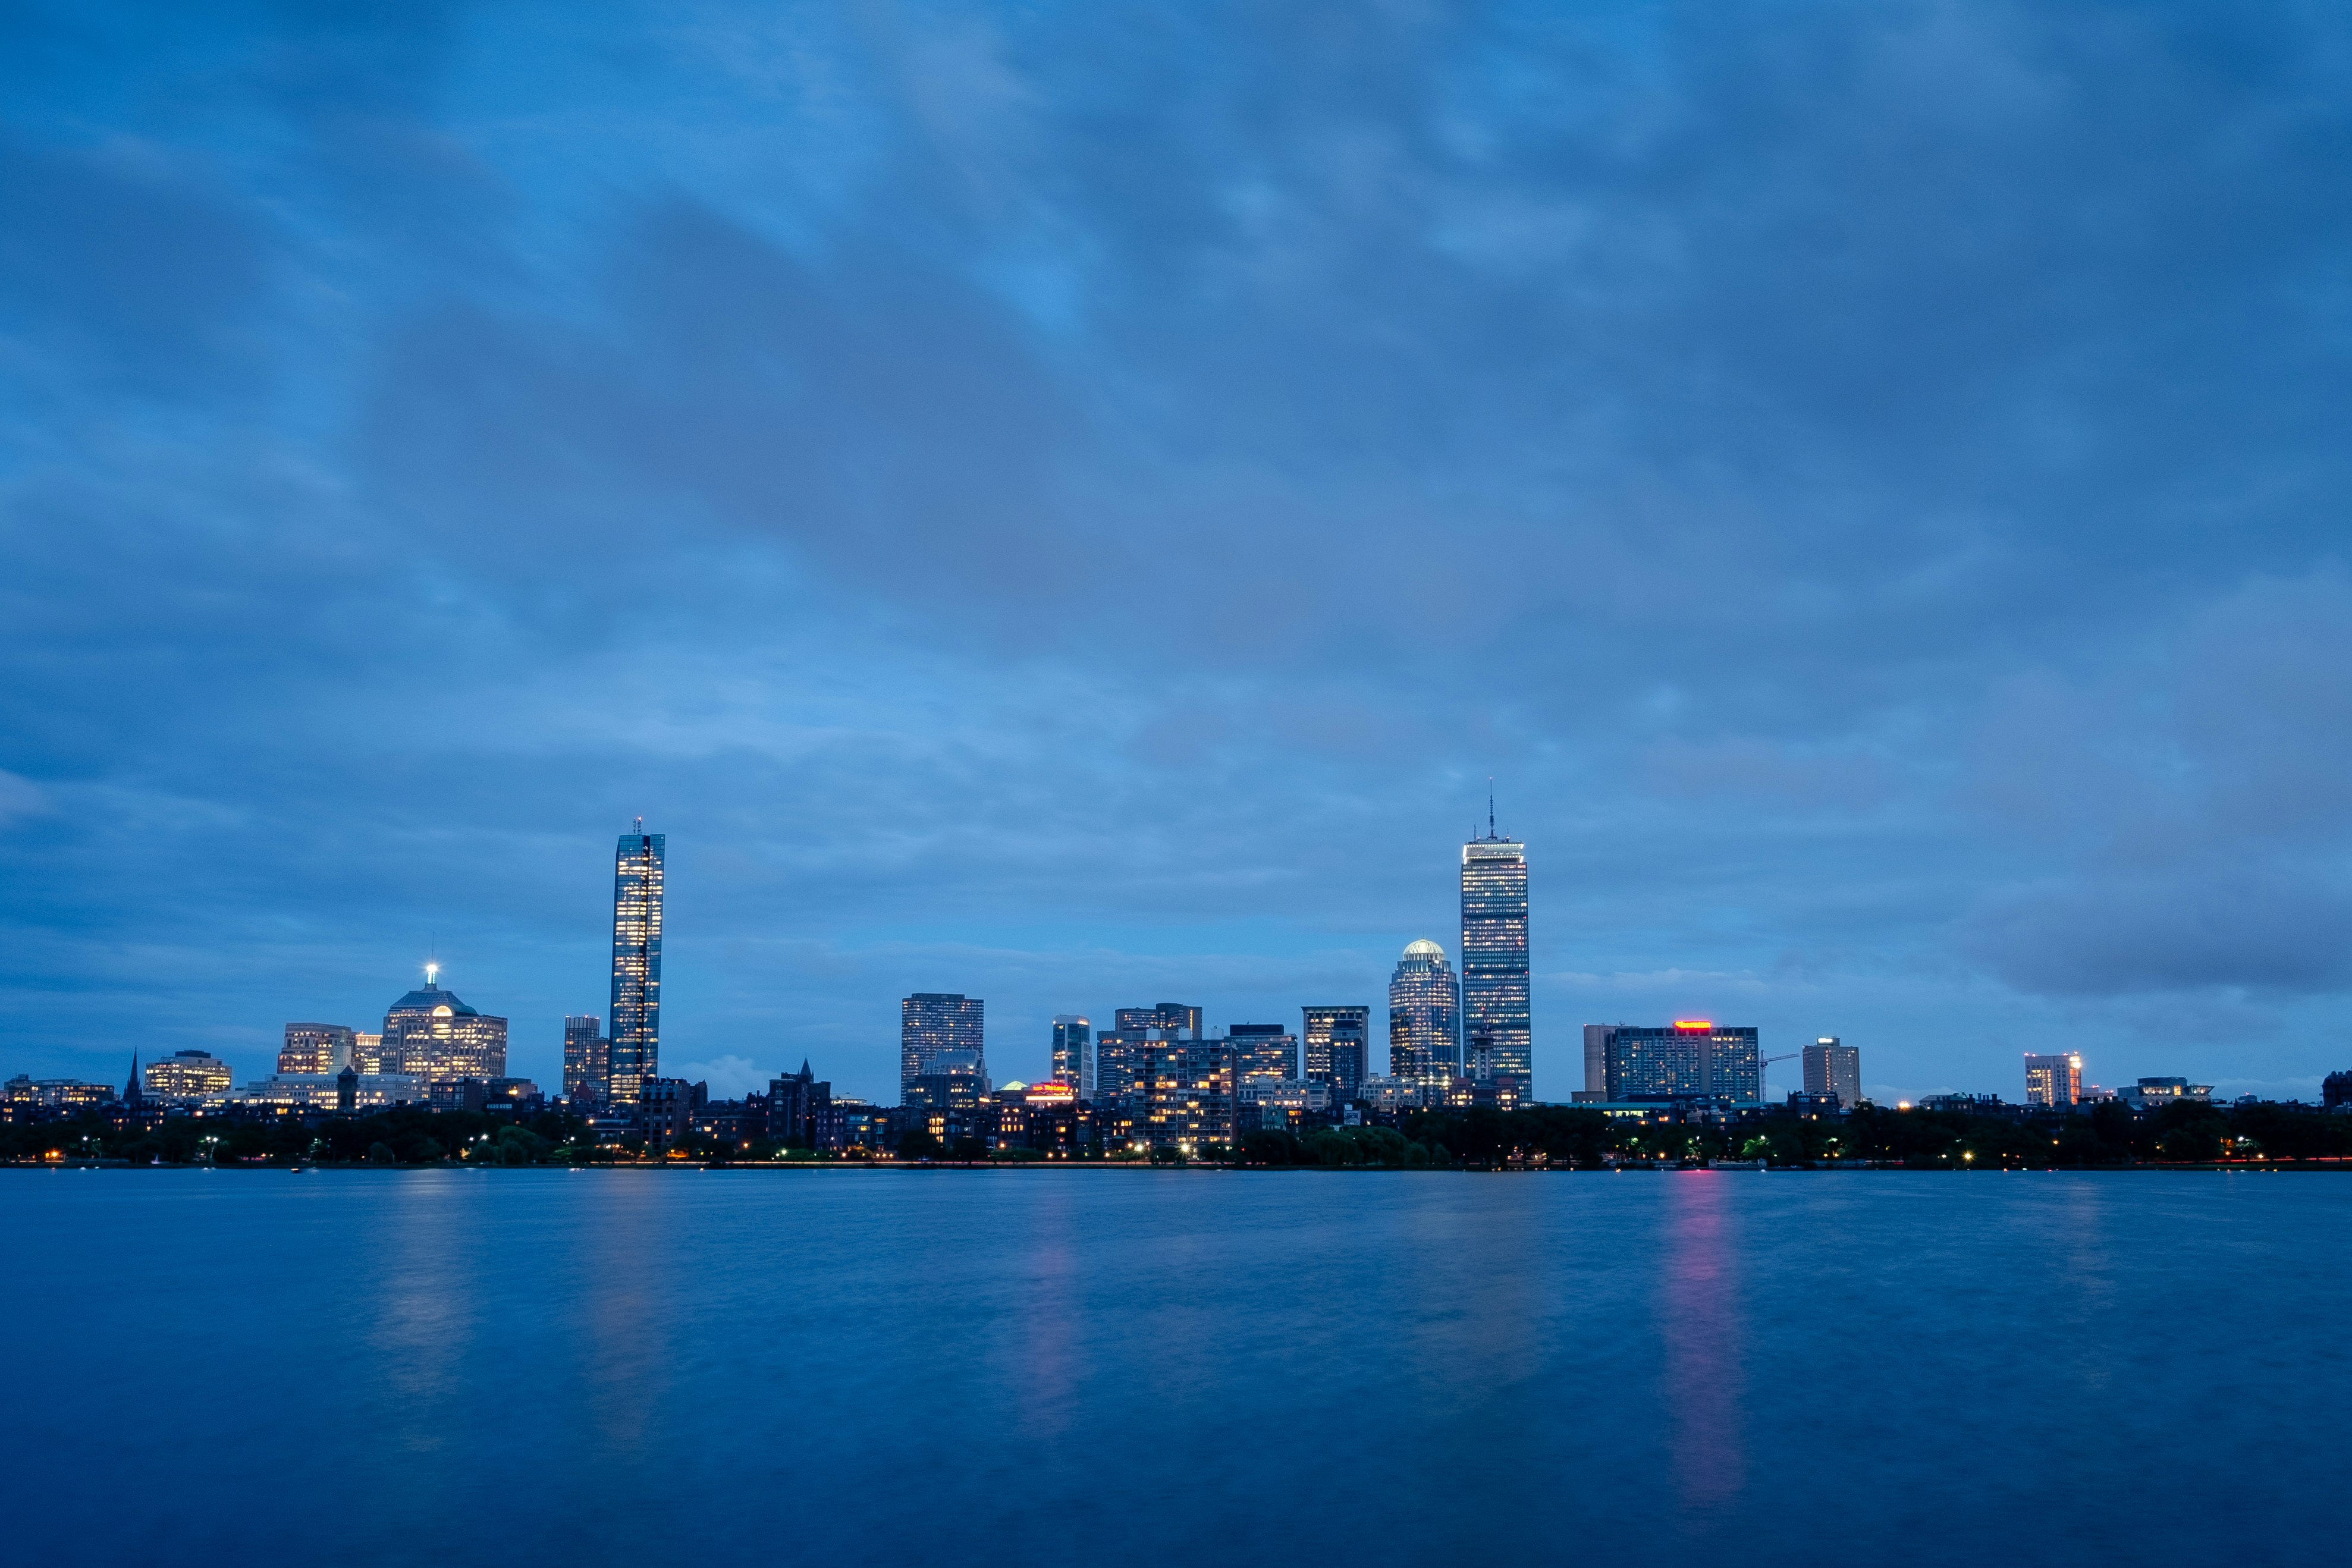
[1488,778,1496,838]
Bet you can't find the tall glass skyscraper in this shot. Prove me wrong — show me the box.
[1303,1006,1371,1101]
[1387,939,1461,1090]
[902,992,987,1102]
[1461,821,1530,1097]
[607,822,664,1108]
[1051,1014,1092,1096]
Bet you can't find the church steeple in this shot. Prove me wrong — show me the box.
[124,1051,144,1107]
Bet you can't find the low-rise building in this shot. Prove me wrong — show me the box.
[2118,1077,2212,1111]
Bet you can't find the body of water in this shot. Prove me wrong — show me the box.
[4,1168,2343,1566]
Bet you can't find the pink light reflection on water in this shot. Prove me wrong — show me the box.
[1662,1171,1747,1514]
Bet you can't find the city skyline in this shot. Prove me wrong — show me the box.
[6,6,2350,1110]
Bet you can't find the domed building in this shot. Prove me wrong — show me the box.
[381,966,508,1085]
[1388,938,1461,1091]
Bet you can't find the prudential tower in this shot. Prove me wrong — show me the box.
[1461,793,1530,1095]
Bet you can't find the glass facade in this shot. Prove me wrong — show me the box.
[1603,1023,1760,1102]
[144,1049,234,1102]
[1051,1014,1092,1096]
[381,981,509,1083]
[1227,1023,1298,1082]
[607,827,665,1107]
[563,1015,608,1105]
[278,1023,354,1076]
[901,993,987,1103]
[1461,837,1531,1098]
[1387,939,1461,1090]
[1303,1005,1372,1102]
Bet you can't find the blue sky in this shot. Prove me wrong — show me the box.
[4,1,2350,1104]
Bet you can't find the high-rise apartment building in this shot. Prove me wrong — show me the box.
[1096,1003,1202,1113]
[1803,1036,1861,1108]
[607,822,665,1107]
[1604,1022,1760,1102]
[1051,1015,1093,1096]
[1461,821,1531,1097]
[902,993,987,1103]
[2024,1052,2083,1107]
[1303,1006,1371,1102]
[278,1023,355,1076]
[381,969,508,1083]
[1227,1024,1298,1082]
[1388,939,1462,1090]
[1141,1035,1237,1150]
[563,1016,608,1105]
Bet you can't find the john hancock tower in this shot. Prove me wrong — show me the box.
[607,819,664,1107]
[1461,800,1530,1095]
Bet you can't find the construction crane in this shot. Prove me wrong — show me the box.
[1759,1052,1800,1102]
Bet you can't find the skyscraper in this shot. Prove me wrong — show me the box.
[1227,1023,1298,1082]
[1803,1036,1861,1108]
[607,822,665,1107]
[1303,1006,1371,1102]
[1461,809,1531,1096]
[563,1015,608,1105]
[902,993,987,1102]
[2024,1052,2082,1107]
[1051,1015,1093,1096]
[382,967,508,1083]
[1388,939,1461,1090]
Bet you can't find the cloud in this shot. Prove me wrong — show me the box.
[3,1,2352,1104]
[669,1054,777,1099]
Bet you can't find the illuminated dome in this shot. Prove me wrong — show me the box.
[1403,938,1445,959]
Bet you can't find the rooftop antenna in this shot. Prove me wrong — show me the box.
[634,815,645,837]
[1487,778,1496,839]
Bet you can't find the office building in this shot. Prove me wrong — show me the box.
[1228,1024,1298,1083]
[902,993,987,1102]
[1,1076,119,1111]
[1051,1015,1093,1096]
[236,1072,420,1111]
[381,969,508,1083]
[145,1049,233,1103]
[278,1023,355,1076]
[1117,1003,1202,1038]
[351,1032,384,1073]
[1582,1025,1616,1097]
[1802,1037,1862,1109]
[2024,1052,2083,1108]
[1388,939,1461,1091]
[1240,1078,1330,1131]
[1604,1022,1761,1102]
[1303,1006,1371,1102]
[608,822,665,1107]
[563,1016,608,1105]
[1461,819,1531,1096]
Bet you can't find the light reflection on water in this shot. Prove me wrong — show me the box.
[5,1170,2348,1568]
[1662,1172,1746,1513]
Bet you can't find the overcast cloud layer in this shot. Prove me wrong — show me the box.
[4,0,2350,1103]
